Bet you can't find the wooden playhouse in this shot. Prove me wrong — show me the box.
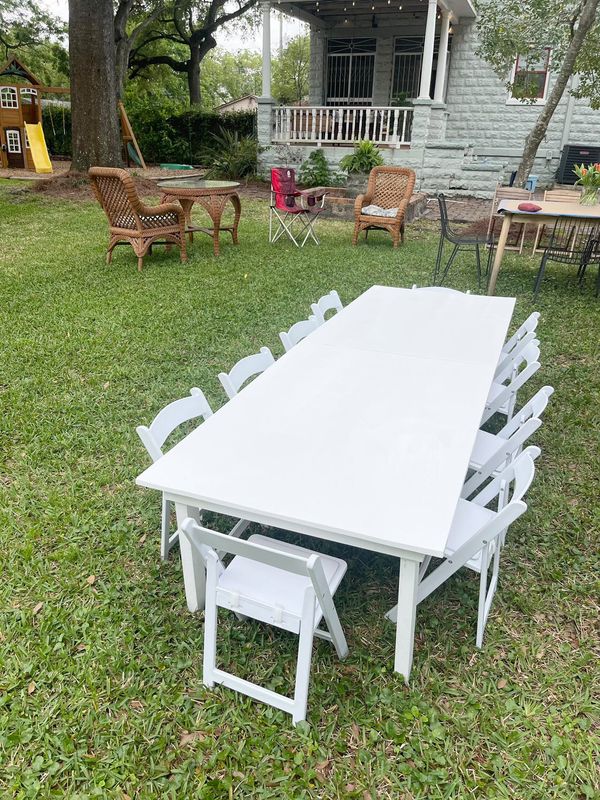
[0,57,44,170]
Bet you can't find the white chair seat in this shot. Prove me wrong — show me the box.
[486,381,509,413]
[218,534,347,630]
[469,429,500,470]
[445,500,496,573]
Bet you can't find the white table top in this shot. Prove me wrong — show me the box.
[137,286,515,559]
[497,198,600,219]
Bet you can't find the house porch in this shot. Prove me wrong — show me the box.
[257,0,505,195]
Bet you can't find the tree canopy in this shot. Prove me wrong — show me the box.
[0,0,64,60]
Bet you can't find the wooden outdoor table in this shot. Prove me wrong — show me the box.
[137,286,515,681]
[156,177,241,256]
[487,198,600,295]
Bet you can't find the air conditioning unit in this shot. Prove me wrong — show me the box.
[557,144,600,184]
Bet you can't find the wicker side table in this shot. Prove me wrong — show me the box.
[156,178,241,256]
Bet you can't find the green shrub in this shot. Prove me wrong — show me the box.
[40,100,257,166]
[128,102,257,165]
[339,140,384,174]
[205,129,258,179]
[298,149,346,188]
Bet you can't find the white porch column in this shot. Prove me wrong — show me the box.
[419,0,438,99]
[433,9,451,103]
[261,1,272,99]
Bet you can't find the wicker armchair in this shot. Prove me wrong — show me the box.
[352,166,416,248]
[89,167,187,271]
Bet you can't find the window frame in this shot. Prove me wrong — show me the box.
[506,48,551,106]
[6,129,22,153]
[1,87,19,109]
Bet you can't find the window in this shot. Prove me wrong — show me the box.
[392,36,452,102]
[1,87,18,109]
[20,87,38,106]
[509,50,550,103]
[326,39,376,106]
[6,130,22,153]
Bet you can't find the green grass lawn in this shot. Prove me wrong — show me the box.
[0,182,598,799]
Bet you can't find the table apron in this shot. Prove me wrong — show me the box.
[163,490,426,562]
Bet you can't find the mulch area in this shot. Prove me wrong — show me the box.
[0,161,272,203]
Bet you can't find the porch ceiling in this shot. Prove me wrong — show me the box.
[279,0,475,27]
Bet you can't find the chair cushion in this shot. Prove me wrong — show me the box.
[362,204,399,218]
[445,500,496,573]
[217,534,347,623]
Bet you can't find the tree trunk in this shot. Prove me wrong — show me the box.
[514,0,600,186]
[187,46,201,105]
[114,37,130,100]
[69,0,122,171]
[114,0,134,100]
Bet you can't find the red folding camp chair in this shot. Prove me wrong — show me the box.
[269,168,326,247]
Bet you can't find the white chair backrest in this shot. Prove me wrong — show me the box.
[496,330,537,378]
[310,290,343,323]
[498,386,554,439]
[180,518,331,604]
[218,346,275,399]
[279,315,319,352]
[472,450,536,510]
[482,343,541,425]
[502,312,540,355]
[136,387,213,462]
[495,340,540,386]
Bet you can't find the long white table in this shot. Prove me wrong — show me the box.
[137,286,515,680]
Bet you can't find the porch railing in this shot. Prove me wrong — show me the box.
[272,105,413,147]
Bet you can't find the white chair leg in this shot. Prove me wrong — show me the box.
[418,555,432,580]
[292,591,316,725]
[160,495,171,561]
[203,556,219,688]
[476,545,490,649]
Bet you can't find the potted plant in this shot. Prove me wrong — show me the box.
[573,162,600,205]
[339,140,384,191]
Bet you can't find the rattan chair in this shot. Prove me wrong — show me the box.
[352,166,416,248]
[89,167,187,271]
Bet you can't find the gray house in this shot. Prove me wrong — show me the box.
[256,0,600,196]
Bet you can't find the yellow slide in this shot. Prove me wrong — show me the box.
[24,122,53,174]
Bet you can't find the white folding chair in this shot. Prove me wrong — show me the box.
[310,290,343,324]
[279,315,319,353]
[482,341,541,424]
[180,519,348,725]
[464,386,553,499]
[387,452,535,649]
[501,312,540,358]
[495,311,540,378]
[218,346,275,399]
[136,388,213,560]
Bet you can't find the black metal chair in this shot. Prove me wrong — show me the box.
[432,194,495,290]
[533,217,600,300]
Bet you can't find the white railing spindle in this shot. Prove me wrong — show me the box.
[270,105,413,147]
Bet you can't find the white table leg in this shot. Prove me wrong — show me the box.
[393,557,420,682]
[175,502,205,613]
